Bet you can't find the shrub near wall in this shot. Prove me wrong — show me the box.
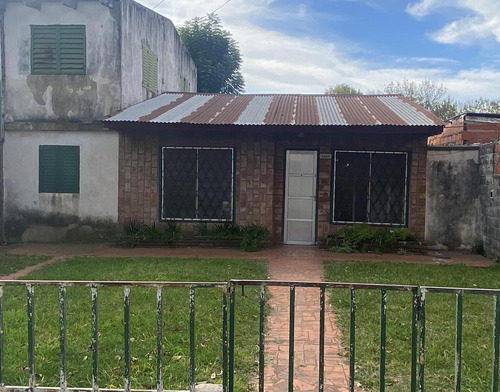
[118,221,270,252]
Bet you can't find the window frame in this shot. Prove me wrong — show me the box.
[160,146,235,222]
[331,149,409,226]
[31,24,86,75]
[39,145,80,194]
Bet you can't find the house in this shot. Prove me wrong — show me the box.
[104,93,443,244]
[429,112,500,146]
[0,0,197,241]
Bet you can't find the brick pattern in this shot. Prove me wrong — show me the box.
[429,118,500,146]
[273,134,428,242]
[118,133,159,225]
[118,131,428,242]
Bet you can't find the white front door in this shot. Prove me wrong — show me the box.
[284,150,318,245]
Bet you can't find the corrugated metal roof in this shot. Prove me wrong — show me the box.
[105,92,444,128]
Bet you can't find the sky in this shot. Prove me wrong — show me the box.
[135,0,500,102]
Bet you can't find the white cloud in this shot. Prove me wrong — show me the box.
[406,0,500,44]
[134,0,500,100]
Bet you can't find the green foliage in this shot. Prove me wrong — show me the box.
[118,221,270,251]
[324,261,500,392]
[119,221,180,247]
[7,257,268,391]
[325,224,416,253]
[384,79,458,120]
[211,222,242,238]
[325,83,363,95]
[178,13,244,94]
[240,224,271,252]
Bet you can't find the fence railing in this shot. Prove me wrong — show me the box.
[0,280,228,392]
[1,280,499,392]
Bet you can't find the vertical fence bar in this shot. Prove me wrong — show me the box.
[0,286,4,387]
[222,286,228,392]
[228,284,235,392]
[27,284,35,392]
[189,286,196,392]
[411,288,418,392]
[319,285,326,392]
[258,283,265,392]
[288,285,295,392]
[156,286,163,392]
[492,293,500,392]
[419,289,426,392]
[123,287,131,392]
[59,284,67,392]
[455,290,463,392]
[91,285,98,392]
[349,287,356,392]
[380,289,387,392]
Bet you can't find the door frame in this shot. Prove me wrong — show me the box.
[282,148,319,245]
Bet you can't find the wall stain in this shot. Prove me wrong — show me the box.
[26,75,98,121]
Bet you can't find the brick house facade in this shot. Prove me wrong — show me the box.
[114,94,436,243]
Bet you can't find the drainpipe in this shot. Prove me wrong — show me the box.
[0,3,6,243]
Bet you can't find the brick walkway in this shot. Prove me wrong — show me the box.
[5,243,492,391]
[264,254,350,392]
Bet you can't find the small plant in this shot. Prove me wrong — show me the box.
[194,222,208,236]
[211,222,242,238]
[240,224,270,252]
[123,219,145,234]
[324,224,419,254]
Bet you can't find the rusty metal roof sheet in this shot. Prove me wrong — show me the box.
[105,92,444,128]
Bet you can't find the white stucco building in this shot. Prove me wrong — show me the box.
[0,0,197,241]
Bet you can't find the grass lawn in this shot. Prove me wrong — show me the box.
[3,256,267,392]
[323,261,500,392]
[0,255,49,275]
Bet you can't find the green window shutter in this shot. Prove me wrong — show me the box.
[39,145,80,193]
[39,145,58,193]
[31,25,86,75]
[142,44,158,93]
[180,76,190,92]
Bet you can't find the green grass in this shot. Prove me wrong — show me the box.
[0,255,49,276]
[3,257,267,392]
[323,261,500,392]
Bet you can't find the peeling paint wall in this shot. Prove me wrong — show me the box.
[4,1,121,122]
[4,129,118,239]
[120,0,197,108]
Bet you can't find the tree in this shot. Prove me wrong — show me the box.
[384,79,458,120]
[325,83,363,95]
[178,14,244,94]
[460,97,500,114]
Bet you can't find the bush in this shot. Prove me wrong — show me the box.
[240,224,271,252]
[324,224,417,253]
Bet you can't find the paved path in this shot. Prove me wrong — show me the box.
[3,243,492,392]
[264,256,350,392]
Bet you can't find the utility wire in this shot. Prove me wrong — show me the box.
[152,0,231,15]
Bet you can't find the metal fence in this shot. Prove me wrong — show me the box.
[1,280,499,392]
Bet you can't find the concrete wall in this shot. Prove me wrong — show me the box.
[120,0,197,108]
[3,1,121,122]
[4,130,119,241]
[426,144,500,258]
[425,147,481,249]
[479,143,500,257]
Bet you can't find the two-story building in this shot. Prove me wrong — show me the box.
[0,0,197,241]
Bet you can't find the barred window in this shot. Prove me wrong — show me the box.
[332,151,408,225]
[161,147,234,221]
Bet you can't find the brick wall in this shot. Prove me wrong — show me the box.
[119,130,428,242]
[118,130,275,233]
[430,117,500,146]
[118,132,159,225]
